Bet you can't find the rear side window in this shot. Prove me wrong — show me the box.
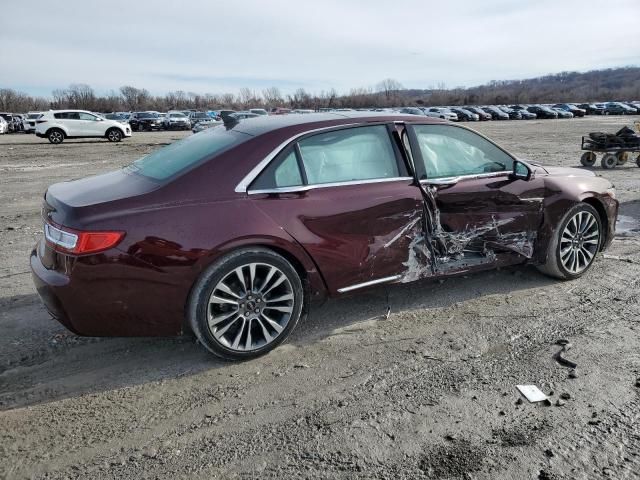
[55,112,80,119]
[297,125,399,185]
[126,126,249,181]
[251,147,303,190]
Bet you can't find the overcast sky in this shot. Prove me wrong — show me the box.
[2,0,639,97]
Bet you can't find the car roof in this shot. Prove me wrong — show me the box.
[230,111,445,136]
[46,109,93,114]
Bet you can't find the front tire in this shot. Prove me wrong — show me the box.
[537,203,602,280]
[106,128,123,142]
[188,248,305,360]
[47,128,64,144]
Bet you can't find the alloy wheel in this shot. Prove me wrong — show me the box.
[108,130,121,142]
[559,211,600,274]
[207,262,295,352]
[49,131,63,144]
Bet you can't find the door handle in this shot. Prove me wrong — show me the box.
[422,177,460,186]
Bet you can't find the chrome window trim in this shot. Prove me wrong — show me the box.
[337,275,402,293]
[420,171,509,185]
[248,176,414,195]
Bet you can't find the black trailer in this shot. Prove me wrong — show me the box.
[580,122,640,169]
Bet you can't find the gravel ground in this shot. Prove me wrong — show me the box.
[1,116,639,480]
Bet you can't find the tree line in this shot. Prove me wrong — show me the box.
[1,67,638,113]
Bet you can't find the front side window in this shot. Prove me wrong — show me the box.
[297,125,399,185]
[412,125,514,179]
[125,126,249,181]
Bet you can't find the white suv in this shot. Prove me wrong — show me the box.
[35,110,132,144]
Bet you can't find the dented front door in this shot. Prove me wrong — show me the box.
[406,123,544,272]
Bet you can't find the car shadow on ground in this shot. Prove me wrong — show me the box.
[290,265,556,346]
[0,265,556,411]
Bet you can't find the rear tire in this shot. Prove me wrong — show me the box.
[601,153,617,169]
[47,128,64,144]
[580,151,596,167]
[536,203,602,280]
[636,154,640,168]
[106,128,123,142]
[187,248,305,360]
[616,152,628,165]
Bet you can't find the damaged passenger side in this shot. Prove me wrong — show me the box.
[394,122,542,281]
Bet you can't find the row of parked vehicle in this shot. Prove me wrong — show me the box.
[3,101,638,136]
[393,101,640,122]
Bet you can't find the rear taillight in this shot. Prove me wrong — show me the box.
[45,222,124,255]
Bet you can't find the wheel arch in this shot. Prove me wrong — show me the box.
[46,126,67,137]
[105,126,125,137]
[581,195,609,250]
[181,238,328,334]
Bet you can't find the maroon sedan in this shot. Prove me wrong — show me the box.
[31,113,618,359]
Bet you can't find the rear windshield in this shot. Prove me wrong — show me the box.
[125,126,249,181]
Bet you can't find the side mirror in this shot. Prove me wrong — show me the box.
[511,160,531,181]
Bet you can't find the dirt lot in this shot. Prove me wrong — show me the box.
[1,117,639,480]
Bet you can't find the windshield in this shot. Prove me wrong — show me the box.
[125,126,249,181]
[170,113,186,118]
[139,113,156,119]
[27,113,42,119]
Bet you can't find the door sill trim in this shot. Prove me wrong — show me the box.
[337,275,402,293]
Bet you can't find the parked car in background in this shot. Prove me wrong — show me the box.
[553,104,585,117]
[218,110,237,121]
[271,107,291,115]
[624,102,639,113]
[526,105,558,119]
[35,110,132,144]
[12,114,25,132]
[464,106,492,121]
[291,109,314,114]
[498,106,522,120]
[192,120,221,133]
[604,102,636,115]
[510,107,536,120]
[103,113,129,125]
[423,107,458,121]
[31,112,618,360]
[481,106,509,120]
[129,112,163,131]
[577,103,605,115]
[117,112,133,122]
[0,113,16,133]
[164,111,191,130]
[0,116,8,134]
[22,112,43,133]
[230,112,261,120]
[398,107,427,116]
[552,108,574,119]
[449,107,479,121]
[189,111,212,126]
[249,108,268,116]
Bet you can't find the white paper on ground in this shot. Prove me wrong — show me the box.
[516,385,549,403]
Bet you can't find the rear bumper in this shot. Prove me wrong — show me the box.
[30,240,185,337]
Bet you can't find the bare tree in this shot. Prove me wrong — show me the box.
[376,78,404,103]
[262,86,283,108]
